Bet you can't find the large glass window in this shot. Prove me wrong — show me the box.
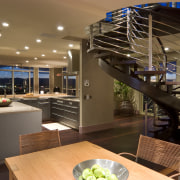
[143,61,177,112]
[14,71,29,94]
[63,76,67,93]
[67,76,76,96]
[0,65,12,70]
[30,72,34,92]
[0,71,12,95]
[0,66,33,95]
[39,69,49,94]
[144,61,176,82]
[62,75,79,96]
[166,61,176,81]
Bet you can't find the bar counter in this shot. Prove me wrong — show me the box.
[0,102,42,162]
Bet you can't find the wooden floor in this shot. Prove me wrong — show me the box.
[0,114,179,180]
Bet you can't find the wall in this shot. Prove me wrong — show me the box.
[33,67,39,94]
[79,39,114,133]
[49,68,54,93]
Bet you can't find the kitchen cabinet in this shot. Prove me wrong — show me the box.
[0,102,42,161]
[38,99,51,121]
[51,98,64,121]
[20,98,50,121]
[51,98,79,129]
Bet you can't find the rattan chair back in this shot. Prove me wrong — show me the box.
[136,135,180,171]
[19,130,61,155]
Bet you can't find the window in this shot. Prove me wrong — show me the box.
[143,61,177,112]
[30,72,34,92]
[0,65,12,70]
[144,61,176,82]
[14,71,29,94]
[62,75,79,96]
[63,76,67,93]
[67,76,76,96]
[0,71,12,95]
[39,68,49,94]
[166,61,176,81]
[0,66,33,95]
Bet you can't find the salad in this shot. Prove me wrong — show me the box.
[78,164,118,180]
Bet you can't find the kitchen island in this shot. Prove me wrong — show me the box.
[9,95,80,129]
[0,102,42,162]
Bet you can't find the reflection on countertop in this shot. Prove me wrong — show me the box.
[7,93,80,102]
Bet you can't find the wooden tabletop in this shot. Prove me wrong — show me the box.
[5,141,171,180]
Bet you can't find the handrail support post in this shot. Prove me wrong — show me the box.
[148,14,152,71]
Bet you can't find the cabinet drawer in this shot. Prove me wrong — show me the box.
[64,100,79,107]
[63,105,79,113]
[51,112,64,120]
[51,98,64,104]
[51,107,64,114]
[64,110,79,120]
[51,102,64,108]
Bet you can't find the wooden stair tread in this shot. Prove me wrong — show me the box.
[94,52,111,58]
[165,81,180,85]
[158,116,170,121]
[87,47,107,53]
[115,60,137,65]
[153,121,169,127]
[134,70,166,75]
[149,126,164,133]
[171,91,180,94]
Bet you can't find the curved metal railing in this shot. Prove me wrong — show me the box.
[87,4,180,82]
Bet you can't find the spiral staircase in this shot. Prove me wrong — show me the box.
[87,3,180,139]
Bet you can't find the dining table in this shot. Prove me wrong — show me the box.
[5,141,172,180]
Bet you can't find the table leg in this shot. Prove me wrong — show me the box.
[9,170,16,180]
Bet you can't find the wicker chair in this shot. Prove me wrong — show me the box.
[19,130,61,155]
[119,135,180,179]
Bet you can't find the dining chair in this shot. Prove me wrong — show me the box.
[119,134,180,179]
[19,130,61,155]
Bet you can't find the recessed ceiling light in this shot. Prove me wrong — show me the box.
[69,44,74,47]
[2,22,9,27]
[25,60,29,63]
[127,54,130,57]
[41,54,45,57]
[36,39,42,43]
[46,64,49,67]
[24,46,29,50]
[15,64,18,67]
[63,56,67,59]
[0,33,2,37]
[34,57,38,60]
[52,50,57,53]
[164,47,169,51]
[16,51,20,55]
[57,25,64,31]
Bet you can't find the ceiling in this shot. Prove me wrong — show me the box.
[0,0,172,68]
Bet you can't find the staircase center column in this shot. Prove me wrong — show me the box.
[148,14,152,71]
